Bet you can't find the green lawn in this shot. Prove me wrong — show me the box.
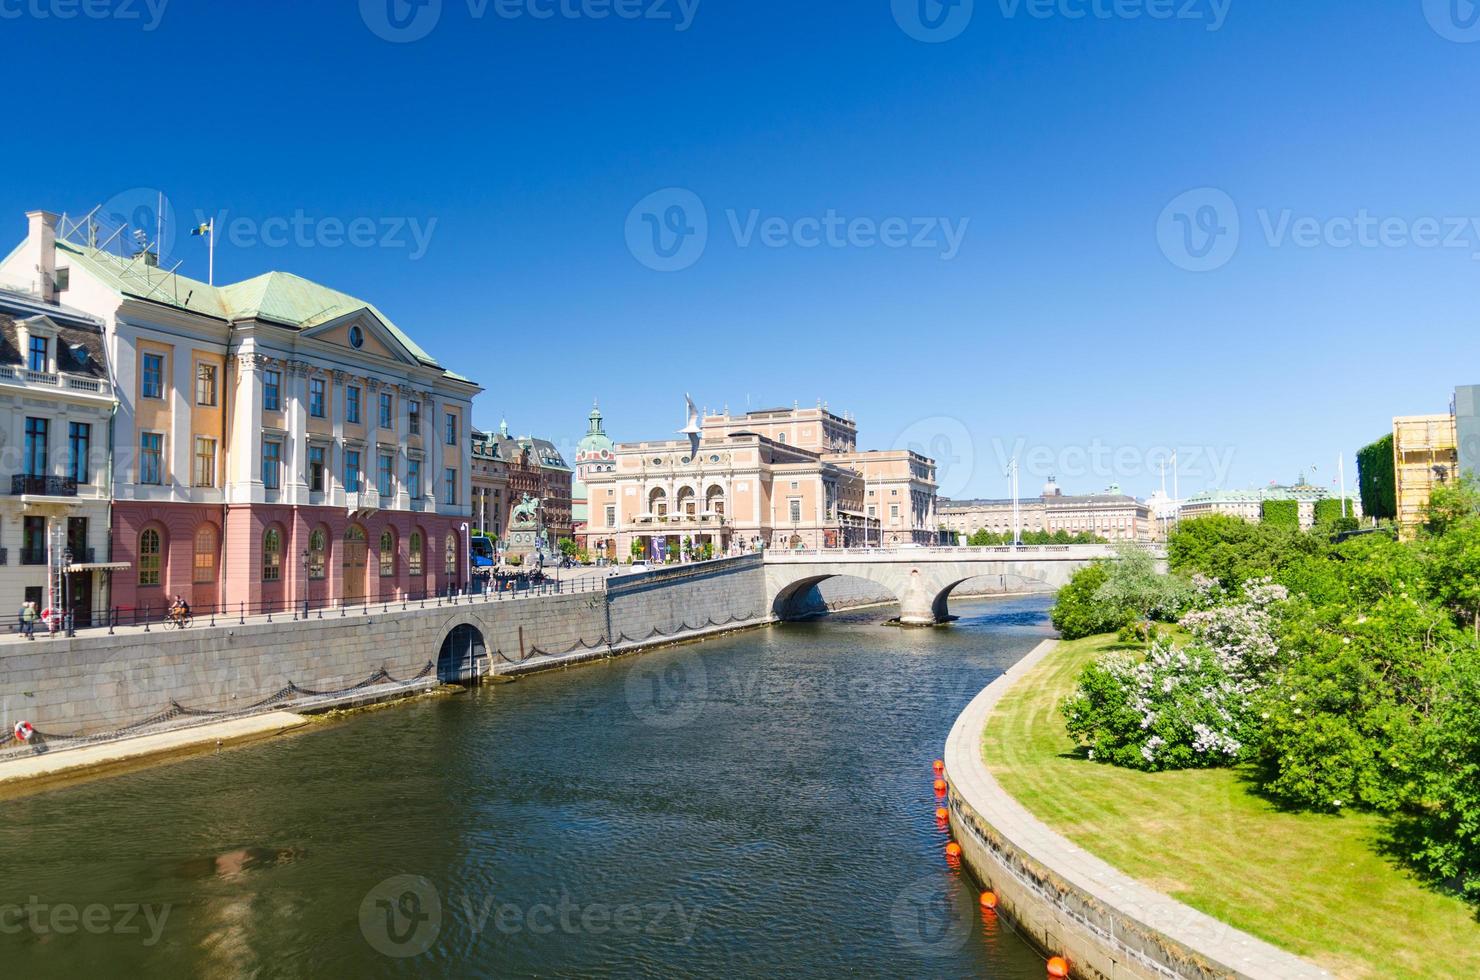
[983,635,1480,980]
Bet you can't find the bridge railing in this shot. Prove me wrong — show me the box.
[765,544,1117,559]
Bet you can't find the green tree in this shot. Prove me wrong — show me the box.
[558,538,578,558]
[1094,544,1191,642]
[1260,499,1300,529]
[1050,562,1128,639]
[1357,434,1397,521]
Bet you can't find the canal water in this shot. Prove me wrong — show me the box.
[1,595,1054,978]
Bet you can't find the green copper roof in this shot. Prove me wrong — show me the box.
[57,240,452,374]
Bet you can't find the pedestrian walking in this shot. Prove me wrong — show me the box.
[20,601,37,640]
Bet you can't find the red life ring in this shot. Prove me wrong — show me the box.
[13,721,34,742]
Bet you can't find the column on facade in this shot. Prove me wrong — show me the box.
[422,390,438,511]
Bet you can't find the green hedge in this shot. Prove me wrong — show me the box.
[1261,499,1300,528]
[1357,435,1397,521]
[1314,498,1355,525]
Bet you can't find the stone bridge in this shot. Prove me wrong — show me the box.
[763,545,1116,625]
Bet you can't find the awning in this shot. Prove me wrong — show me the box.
[65,561,131,573]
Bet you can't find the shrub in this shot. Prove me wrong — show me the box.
[1093,544,1192,639]
[1051,563,1127,639]
[1062,641,1258,771]
[1405,645,1480,900]
[1313,497,1355,526]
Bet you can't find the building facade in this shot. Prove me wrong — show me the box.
[0,285,118,624]
[0,210,481,617]
[581,402,928,561]
[939,478,1155,543]
[1178,477,1344,531]
[571,402,614,552]
[1393,413,1459,537]
[470,421,573,561]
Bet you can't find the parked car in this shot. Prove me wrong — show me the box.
[628,561,651,573]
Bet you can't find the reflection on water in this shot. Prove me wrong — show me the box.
[0,596,1054,978]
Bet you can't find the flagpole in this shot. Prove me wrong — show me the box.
[208,218,215,287]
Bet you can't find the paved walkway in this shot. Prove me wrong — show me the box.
[0,711,309,795]
[945,640,1331,980]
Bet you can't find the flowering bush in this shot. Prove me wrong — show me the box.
[1179,578,1288,683]
[1061,640,1258,771]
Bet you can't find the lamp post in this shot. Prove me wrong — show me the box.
[301,548,310,618]
[460,522,470,596]
[62,547,74,636]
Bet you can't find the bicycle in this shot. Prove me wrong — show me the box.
[165,611,194,630]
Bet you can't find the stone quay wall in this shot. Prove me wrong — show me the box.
[943,640,1329,980]
[0,556,769,740]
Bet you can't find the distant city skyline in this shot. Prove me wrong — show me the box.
[6,1,1476,500]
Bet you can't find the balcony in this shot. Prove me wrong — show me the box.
[11,475,78,497]
[633,512,729,528]
[0,365,111,398]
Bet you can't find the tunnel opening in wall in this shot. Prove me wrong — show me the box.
[437,624,486,685]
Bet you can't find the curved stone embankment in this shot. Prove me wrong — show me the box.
[943,640,1331,980]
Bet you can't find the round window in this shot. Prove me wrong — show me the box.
[709,454,720,463]
[349,325,364,348]
[653,457,663,465]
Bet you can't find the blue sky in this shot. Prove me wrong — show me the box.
[4,0,1477,500]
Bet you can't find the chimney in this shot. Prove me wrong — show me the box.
[24,210,59,303]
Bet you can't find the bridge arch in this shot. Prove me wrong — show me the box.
[928,567,1059,623]
[769,572,906,622]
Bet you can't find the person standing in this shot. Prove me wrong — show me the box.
[20,601,37,640]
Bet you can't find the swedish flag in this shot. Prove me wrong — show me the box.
[191,221,212,236]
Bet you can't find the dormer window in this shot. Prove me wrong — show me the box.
[28,336,48,373]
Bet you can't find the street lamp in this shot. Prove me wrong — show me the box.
[460,522,470,595]
[301,548,310,618]
[62,547,74,636]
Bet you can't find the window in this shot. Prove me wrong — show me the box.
[138,528,161,585]
[67,516,87,557]
[309,377,326,418]
[445,533,457,575]
[141,353,164,399]
[23,417,48,477]
[346,450,361,493]
[309,528,327,579]
[788,499,802,523]
[262,441,282,489]
[444,467,457,505]
[409,532,424,576]
[309,445,326,493]
[606,504,616,527]
[408,400,420,435]
[140,432,163,485]
[21,516,45,566]
[377,453,394,497]
[444,411,457,446]
[263,528,282,582]
[347,386,361,423]
[408,459,421,499]
[379,392,393,428]
[193,437,217,488]
[195,362,217,406]
[263,369,281,411]
[890,504,900,519]
[28,335,47,373]
[379,530,396,576]
[194,524,217,584]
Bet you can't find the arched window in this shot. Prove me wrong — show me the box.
[263,527,282,582]
[445,533,457,575]
[706,485,725,516]
[648,487,667,517]
[138,528,161,586]
[676,486,696,517]
[379,529,396,577]
[308,528,327,579]
[409,531,424,576]
[194,524,218,584]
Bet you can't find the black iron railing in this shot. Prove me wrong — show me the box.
[10,475,79,497]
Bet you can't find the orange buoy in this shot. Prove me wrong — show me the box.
[932,778,947,795]
[934,806,949,821]
[1046,955,1069,978]
[979,890,998,910]
[932,758,944,774]
[944,842,962,858]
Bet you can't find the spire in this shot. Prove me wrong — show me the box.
[499,417,510,438]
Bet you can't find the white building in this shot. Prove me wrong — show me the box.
[0,283,118,626]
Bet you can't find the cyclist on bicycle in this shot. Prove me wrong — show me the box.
[170,595,191,626]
